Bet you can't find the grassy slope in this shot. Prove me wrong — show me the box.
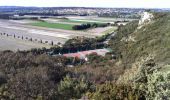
[126,13,170,66]
[110,12,170,70]
[30,21,74,30]
[114,13,170,99]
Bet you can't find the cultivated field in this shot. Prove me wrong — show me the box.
[30,21,74,30]
[64,16,135,23]
[0,16,128,51]
[29,16,132,30]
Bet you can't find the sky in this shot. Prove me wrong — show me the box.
[0,0,169,8]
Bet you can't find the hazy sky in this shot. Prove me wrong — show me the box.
[0,0,169,8]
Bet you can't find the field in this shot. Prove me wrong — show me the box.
[0,16,131,51]
[30,21,74,30]
[30,18,110,30]
[29,16,131,30]
[63,16,136,23]
[27,15,134,32]
[0,35,50,51]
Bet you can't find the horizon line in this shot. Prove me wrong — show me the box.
[0,5,170,9]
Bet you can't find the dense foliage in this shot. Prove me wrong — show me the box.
[72,23,91,30]
[72,23,109,30]
[0,51,67,99]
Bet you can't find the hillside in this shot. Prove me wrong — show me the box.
[110,12,169,67]
[109,12,170,99]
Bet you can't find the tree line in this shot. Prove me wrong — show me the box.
[21,36,109,56]
[72,23,110,30]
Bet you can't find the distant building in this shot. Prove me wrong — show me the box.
[63,48,112,60]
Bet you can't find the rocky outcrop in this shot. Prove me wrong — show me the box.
[138,12,154,26]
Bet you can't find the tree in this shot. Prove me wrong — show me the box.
[51,41,54,46]
[72,24,91,30]
[40,39,42,43]
[0,72,7,85]
[30,38,32,41]
[57,75,89,100]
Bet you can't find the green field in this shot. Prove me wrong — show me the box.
[30,21,106,30]
[30,21,74,30]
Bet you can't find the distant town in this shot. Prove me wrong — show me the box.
[0,6,169,19]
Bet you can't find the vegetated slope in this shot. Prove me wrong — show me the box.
[109,12,170,99]
[110,12,170,69]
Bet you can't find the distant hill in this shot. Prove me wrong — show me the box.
[0,6,169,11]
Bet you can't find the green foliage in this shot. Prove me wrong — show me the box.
[109,20,138,60]
[130,56,170,100]
[57,75,90,100]
[63,37,105,53]
[86,53,106,64]
[146,70,170,99]
[87,82,144,100]
[72,23,91,30]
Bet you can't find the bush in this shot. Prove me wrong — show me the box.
[87,82,145,100]
[57,75,91,100]
[72,24,91,30]
[134,65,170,100]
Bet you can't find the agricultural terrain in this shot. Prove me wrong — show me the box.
[0,35,50,51]
[0,16,125,51]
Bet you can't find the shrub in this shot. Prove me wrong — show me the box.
[87,82,145,100]
[57,75,91,100]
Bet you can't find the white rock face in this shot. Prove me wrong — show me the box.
[138,12,154,25]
